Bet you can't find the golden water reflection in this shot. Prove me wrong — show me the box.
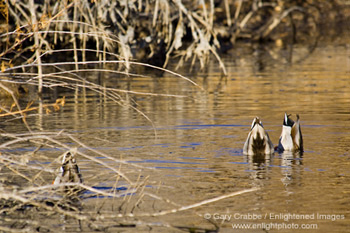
[2,44,350,232]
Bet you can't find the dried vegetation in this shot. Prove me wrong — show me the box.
[0,0,348,76]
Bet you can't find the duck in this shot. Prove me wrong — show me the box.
[53,148,83,185]
[243,117,274,155]
[276,113,303,153]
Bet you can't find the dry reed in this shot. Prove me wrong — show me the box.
[0,51,259,232]
[1,0,344,81]
[0,127,260,232]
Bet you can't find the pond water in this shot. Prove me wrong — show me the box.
[2,42,350,232]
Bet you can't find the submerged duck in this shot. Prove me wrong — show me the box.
[53,148,83,185]
[243,117,274,155]
[276,113,303,153]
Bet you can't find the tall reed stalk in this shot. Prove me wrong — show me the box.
[28,0,43,95]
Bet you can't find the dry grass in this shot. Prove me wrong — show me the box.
[0,126,260,232]
[0,54,259,231]
[1,0,345,80]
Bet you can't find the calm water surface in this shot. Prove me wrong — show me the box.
[3,44,350,232]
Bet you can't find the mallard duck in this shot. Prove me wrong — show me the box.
[276,113,303,153]
[243,117,274,155]
[53,148,83,185]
